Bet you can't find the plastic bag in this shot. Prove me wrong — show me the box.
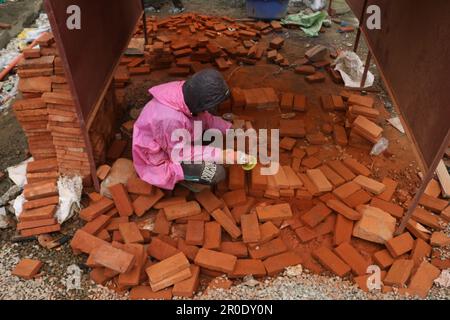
[334,50,375,88]
[303,0,327,11]
[370,137,389,156]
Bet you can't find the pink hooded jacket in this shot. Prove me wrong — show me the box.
[132,81,232,190]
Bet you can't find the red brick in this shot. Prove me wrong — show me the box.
[146,252,190,284]
[301,203,332,227]
[17,218,57,231]
[231,197,256,223]
[118,222,144,244]
[117,243,147,287]
[412,207,442,230]
[81,215,111,235]
[126,177,153,195]
[302,156,322,169]
[353,175,386,195]
[203,221,221,250]
[228,165,246,190]
[270,37,284,49]
[195,248,237,273]
[293,94,307,112]
[263,252,303,276]
[370,197,404,219]
[280,92,294,110]
[408,261,441,298]
[211,208,241,239]
[12,259,43,280]
[23,196,59,211]
[154,196,186,209]
[307,169,333,192]
[91,244,135,273]
[164,201,201,221]
[230,259,266,278]
[319,165,345,187]
[109,184,134,217]
[326,199,362,221]
[194,189,222,213]
[241,213,261,243]
[153,210,172,235]
[220,241,248,258]
[132,189,164,217]
[248,238,287,260]
[333,181,361,200]
[297,174,320,196]
[24,181,58,201]
[20,223,60,237]
[79,197,114,222]
[373,249,394,269]
[332,125,348,146]
[343,189,372,208]
[383,259,414,286]
[334,242,369,276]
[348,94,374,108]
[173,265,200,298]
[27,158,58,173]
[406,219,431,242]
[256,203,292,222]
[305,72,326,83]
[279,120,306,138]
[222,190,248,211]
[295,65,315,75]
[328,160,355,181]
[20,205,56,222]
[410,238,431,267]
[419,193,448,213]
[430,232,450,247]
[147,237,180,261]
[177,239,199,262]
[186,220,205,246]
[129,286,173,300]
[343,158,371,177]
[295,226,318,243]
[312,246,351,277]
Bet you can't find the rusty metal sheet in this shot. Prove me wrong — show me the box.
[44,0,142,119]
[346,0,450,169]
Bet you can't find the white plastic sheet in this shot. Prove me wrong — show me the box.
[334,51,374,88]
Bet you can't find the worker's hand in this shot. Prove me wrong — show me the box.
[222,149,251,164]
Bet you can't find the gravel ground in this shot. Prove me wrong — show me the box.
[1,239,449,300]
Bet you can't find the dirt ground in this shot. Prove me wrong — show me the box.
[0,0,437,300]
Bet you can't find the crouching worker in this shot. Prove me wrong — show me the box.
[132,69,247,190]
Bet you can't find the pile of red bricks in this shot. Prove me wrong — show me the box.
[116,13,340,84]
[14,34,91,179]
[11,14,450,300]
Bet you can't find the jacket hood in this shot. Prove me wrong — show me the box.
[148,81,191,117]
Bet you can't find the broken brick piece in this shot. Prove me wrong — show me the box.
[373,249,394,269]
[12,259,43,280]
[173,265,200,298]
[408,261,441,298]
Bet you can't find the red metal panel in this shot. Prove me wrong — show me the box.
[347,0,450,169]
[44,0,142,119]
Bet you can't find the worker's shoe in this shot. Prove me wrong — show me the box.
[181,162,226,185]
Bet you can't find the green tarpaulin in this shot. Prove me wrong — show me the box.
[281,11,328,37]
